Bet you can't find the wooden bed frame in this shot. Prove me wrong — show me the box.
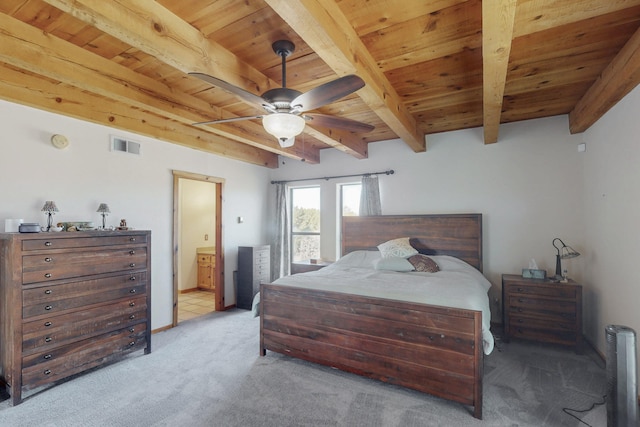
[260,213,485,419]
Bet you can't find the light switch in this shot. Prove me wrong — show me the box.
[237,216,244,224]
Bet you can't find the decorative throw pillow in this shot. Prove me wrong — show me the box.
[408,254,440,273]
[377,237,419,258]
[374,256,415,272]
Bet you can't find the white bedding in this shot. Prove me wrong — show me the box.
[255,250,494,355]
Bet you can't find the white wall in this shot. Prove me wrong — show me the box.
[582,84,640,358]
[0,100,271,330]
[270,115,586,323]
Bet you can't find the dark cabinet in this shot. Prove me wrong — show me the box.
[502,274,582,352]
[0,230,151,405]
[237,245,270,310]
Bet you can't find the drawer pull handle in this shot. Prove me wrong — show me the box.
[129,302,135,307]
[129,250,135,255]
[44,273,52,278]
[129,289,136,294]
[517,319,524,323]
[44,242,52,247]
[129,327,135,333]
[129,315,136,319]
[44,369,51,375]
[129,276,136,281]
[45,337,52,343]
[44,321,52,327]
[44,257,52,262]
[130,237,136,242]
[44,289,52,295]
[43,354,52,360]
[518,298,524,303]
[517,287,523,292]
[129,341,136,346]
[129,263,136,268]
[45,305,53,311]
[517,308,523,312]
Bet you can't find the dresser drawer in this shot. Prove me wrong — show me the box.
[22,248,147,284]
[509,325,578,346]
[23,272,146,305]
[21,234,147,251]
[22,296,147,354]
[23,279,147,319]
[505,283,577,299]
[509,315,577,333]
[507,296,576,322]
[198,254,214,265]
[22,326,147,389]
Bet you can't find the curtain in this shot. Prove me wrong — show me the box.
[359,175,382,216]
[272,183,290,279]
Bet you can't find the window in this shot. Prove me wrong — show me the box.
[290,186,320,262]
[340,183,361,217]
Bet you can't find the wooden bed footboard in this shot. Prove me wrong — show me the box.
[260,283,484,419]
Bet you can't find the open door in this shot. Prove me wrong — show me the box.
[172,171,225,326]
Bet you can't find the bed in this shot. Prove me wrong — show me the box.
[259,214,491,419]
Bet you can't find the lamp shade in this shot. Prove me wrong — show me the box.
[96,203,111,213]
[262,113,305,146]
[41,201,58,213]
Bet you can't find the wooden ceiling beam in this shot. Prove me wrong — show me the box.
[0,11,318,164]
[42,0,358,159]
[569,26,640,134]
[482,0,517,144]
[264,0,426,153]
[0,63,278,168]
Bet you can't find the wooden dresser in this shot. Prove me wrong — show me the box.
[0,230,151,405]
[236,245,270,310]
[502,274,582,352]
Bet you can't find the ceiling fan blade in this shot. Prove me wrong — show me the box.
[189,72,272,110]
[193,115,263,126]
[292,75,365,112]
[304,113,374,133]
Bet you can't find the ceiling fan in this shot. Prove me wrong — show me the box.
[190,40,374,148]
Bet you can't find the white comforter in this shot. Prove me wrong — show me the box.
[257,251,494,355]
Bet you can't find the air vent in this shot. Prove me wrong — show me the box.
[110,135,141,156]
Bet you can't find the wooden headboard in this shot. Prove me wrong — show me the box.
[341,214,483,272]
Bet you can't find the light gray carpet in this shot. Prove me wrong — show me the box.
[0,309,610,426]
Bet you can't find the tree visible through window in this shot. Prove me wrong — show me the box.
[291,186,320,262]
[341,183,361,217]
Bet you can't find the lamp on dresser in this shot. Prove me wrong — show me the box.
[552,237,580,281]
[97,203,111,229]
[41,200,58,232]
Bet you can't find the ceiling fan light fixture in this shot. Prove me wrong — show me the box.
[262,113,305,146]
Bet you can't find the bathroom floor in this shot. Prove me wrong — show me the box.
[178,290,216,322]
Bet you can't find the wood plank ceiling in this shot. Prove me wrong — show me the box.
[1,0,639,168]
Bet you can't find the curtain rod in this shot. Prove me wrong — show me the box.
[271,169,394,185]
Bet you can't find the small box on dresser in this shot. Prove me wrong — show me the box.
[0,230,151,405]
[502,274,582,352]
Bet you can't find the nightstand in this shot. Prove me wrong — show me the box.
[502,274,583,352]
[290,260,332,275]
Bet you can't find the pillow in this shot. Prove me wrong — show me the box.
[377,237,418,258]
[334,250,381,268]
[374,256,415,272]
[408,254,440,273]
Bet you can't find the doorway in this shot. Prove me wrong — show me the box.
[172,171,224,326]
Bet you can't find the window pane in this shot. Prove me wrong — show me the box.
[292,235,320,262]
[292,187,320,232]
[341,184,361,216]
